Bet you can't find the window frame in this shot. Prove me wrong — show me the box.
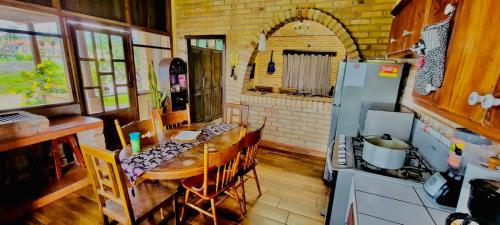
[0,9,78,113]
[131,30,172,95]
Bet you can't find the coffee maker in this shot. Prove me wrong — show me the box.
[446,179,500,225]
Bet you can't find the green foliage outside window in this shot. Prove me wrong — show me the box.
[20,60,68,105]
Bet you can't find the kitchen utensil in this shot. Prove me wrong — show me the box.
[424,172,463,207]
[446,179,500,225]
[362,134,409,169]
[424,173,448,197]
[267,50,275,74]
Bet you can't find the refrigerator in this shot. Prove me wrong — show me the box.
[323,60,406,181]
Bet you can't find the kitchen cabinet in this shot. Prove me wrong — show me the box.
[413,0,500,142]
[130,0,169,33]
[386,0,458,57]
[386,0,428,57]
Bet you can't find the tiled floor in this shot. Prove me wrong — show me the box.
[11,148,327,225]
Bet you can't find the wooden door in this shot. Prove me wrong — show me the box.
[69,25,138,150]
[188,47,223,123]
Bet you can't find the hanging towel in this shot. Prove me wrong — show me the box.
[414,6,455,95]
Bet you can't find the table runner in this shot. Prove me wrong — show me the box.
[120,123,236,182]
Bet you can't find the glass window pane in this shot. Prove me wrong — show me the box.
[84,88,102,114]
[80,61,98,87]
[133,47,171,93]
[76,30,94,58]
[94,33,111,73]
[100,75,116,111]
[117,86,129,109]
[215,39,224,50]
[114,62,127,85]
[0,6,61,34]
[197,39,207,48]
[131,30,169,48]
[111,35,124,60]
[0,6,72,110]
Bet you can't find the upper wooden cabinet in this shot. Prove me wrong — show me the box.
[130,0,169,32]
[413,0,500,142]
[62,0,127,22]
[387,0,458,57]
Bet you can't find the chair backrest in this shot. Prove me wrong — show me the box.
[80,143,135,223]
[201,134,244,197]
[115,119,157,149]
[223,103,249,126]
[241,118,266,170]
[160,103,191,129]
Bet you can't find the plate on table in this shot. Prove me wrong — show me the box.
[173,131,201,143]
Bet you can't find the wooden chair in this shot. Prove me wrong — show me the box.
[223,103,249,126]
[181,139,245,225]
[159,103,191,129]
[80,143,179,225]
[238,118,266,212]
[114,119,157,149]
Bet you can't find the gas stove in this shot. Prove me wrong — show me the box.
[334,134,436,183]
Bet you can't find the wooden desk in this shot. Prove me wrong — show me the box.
[0,116,103,152]
[0,115,103,224]
[120,123,255,180]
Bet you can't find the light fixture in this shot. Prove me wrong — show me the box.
[258,31,266,52]
[294,20,309,35]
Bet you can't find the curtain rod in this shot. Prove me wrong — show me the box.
[283,49,337,56]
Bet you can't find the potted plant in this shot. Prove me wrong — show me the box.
[148,61,169,128]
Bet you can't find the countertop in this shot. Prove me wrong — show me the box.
[353,172,454,225]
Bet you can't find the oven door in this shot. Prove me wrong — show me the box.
[325,169,355,225]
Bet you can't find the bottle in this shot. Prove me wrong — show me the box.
[129,132,141,154]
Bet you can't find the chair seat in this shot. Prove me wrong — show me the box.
[104,181,177,222]
[182,172,236,199]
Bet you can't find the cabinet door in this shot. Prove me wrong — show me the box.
[434,0,500,121]
[387,14,403,54]
[211,50,223,119]
[201,50,212,121]
[484,79,500,133]
[402,0,427,50]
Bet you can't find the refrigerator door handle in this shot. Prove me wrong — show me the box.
[326,142,334,173]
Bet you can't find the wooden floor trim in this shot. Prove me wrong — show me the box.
[260,140,326,159]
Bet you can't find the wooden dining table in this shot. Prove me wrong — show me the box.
[119,123,255,181]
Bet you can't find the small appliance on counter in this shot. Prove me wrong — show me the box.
[424,171,463,207]
[446,179,500,225]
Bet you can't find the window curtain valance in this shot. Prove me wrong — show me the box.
[282,53,331,95]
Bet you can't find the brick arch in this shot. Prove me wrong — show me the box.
[249,8,360,60]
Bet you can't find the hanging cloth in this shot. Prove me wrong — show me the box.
[413,5,456,95]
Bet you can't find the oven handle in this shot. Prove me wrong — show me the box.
[326,141,335,173]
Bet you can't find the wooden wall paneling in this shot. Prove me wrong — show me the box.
[61,0,126,22]
[16,0,52,7]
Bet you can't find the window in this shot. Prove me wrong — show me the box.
[282,50,335,96]
[132,30,171,93]
[0,6,73,110]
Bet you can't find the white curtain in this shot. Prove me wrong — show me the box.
[283,54,331,95]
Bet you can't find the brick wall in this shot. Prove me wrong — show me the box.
[241,93,331,155]
[254,20,347,89]
[173,0,397,156]
[173,0,397,103]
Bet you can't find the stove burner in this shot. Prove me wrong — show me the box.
[350,135,434,183]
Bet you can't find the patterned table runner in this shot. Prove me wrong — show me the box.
[120,123,236,182]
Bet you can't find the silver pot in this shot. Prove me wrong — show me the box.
[362,134,410,169]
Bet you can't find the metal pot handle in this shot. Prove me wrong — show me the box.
[381,134,392,140]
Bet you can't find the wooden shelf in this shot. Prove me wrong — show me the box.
[0,164,90,223]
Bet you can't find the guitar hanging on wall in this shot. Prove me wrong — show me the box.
[267,50,275,74]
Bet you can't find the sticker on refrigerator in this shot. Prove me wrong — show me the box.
[344,62,367,87]
[379,65,400,78]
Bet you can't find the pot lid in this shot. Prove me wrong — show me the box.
[365,134,410,150]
